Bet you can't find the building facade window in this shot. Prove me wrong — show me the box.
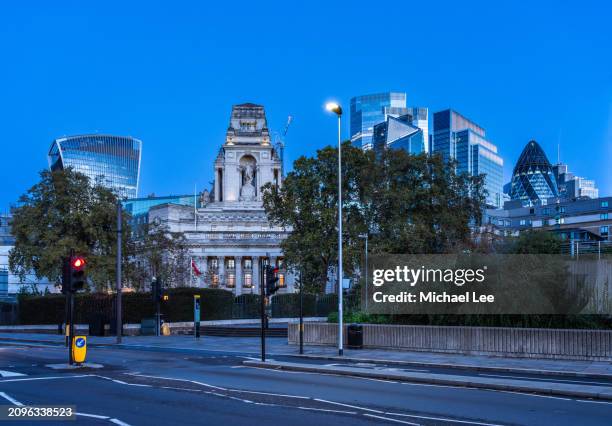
[244,274,252,288]
[601,226,609,237]
[601,213,609,220]
[602,201,609,208]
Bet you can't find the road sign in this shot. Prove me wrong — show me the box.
[72,336,87,364]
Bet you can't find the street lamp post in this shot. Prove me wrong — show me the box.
[359,233,368,312]
[326,101,343,356]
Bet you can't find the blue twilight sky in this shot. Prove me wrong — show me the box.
[1,1,611,209]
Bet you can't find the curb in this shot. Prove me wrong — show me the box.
[291,353,612,381]
[243,360,612,401]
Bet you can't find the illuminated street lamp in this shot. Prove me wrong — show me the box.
[325,101,344,356]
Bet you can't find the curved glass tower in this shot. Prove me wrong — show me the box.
[48,134,142,199]
[509,140,558,203]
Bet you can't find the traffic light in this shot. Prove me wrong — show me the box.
[62,255,87,293]
[70,256,87,292]
[265,265,280,296]
[152,278,169,302]
[151,277,160,301]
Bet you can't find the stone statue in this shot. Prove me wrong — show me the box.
[199,189,210,207]
[240,163,256,201]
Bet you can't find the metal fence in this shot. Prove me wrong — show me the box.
[561,240,612,258]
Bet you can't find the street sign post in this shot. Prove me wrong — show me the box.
[194,295,201,339]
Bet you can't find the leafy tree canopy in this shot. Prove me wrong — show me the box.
[9,169,130,291]
[262,142,486,293]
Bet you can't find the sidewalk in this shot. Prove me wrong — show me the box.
[1,332,611,378]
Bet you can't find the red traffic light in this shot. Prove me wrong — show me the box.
[72,257,86,269]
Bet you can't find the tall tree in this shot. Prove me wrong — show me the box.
[370,150,485,254]
[9,169,130,292]
[262,143,486,293]
[262,142,371,292]
[125,221,191,291]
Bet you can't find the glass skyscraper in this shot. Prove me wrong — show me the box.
[372,115,425,155]
[509,140,558,203]
[432,109,504,208]
[48,134,142,199]
[350,92,428,152]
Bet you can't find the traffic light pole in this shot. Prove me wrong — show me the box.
[260,259,266,362]
[156,297,161,337]
[68,292,74,365]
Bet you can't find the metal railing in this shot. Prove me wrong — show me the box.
[561,240,612,258]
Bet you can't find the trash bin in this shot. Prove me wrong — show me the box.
[88,314,106,337]
[347,324,363,349]
[140,318,157,336]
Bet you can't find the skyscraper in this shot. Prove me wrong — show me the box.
[509,140,558,204]
[350,92,428,152]
[553,162,599,199]
[372,115,425,155]
[48,134,142,199]
[432,109,504,208]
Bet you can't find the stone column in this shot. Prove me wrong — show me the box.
[235,256,243,296]
[218,256,225,287]
[252,256,260,294]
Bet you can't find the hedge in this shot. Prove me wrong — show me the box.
[17,288,235,325]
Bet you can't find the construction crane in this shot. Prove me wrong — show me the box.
[274,115,293,177]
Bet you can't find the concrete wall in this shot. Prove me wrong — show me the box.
[288,323,612,361]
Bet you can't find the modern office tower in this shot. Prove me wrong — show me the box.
[432,109,504,208]
[48,134,142,199]
[509,140,558,204]
[350,92,429,152]
[372,115,425,155]
[406,107,429,153]
[553,163,599,199]
[350,92,408,150]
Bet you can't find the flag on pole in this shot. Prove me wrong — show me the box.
[191,258,202,277]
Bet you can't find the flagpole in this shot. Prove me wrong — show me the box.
[194,184,197,230]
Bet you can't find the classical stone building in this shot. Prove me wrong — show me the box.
[149,103,294,295]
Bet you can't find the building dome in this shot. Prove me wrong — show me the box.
[509,140,558,203]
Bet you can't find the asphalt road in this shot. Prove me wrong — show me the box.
[1,342,611,426]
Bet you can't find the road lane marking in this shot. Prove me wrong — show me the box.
[228,389,310,399]
[298,406,357,415]
[314,398,385,414]
[0,374,91,383]
[363,414,421,425]
[384,411,506,426]
[0,370,26,377]
[109,418,132,426]
[76,412,109,419]
[0,392,24,406]
[124,373,227,391]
